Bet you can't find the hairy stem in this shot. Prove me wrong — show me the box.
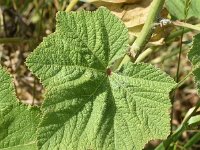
[130,0,165,58]
[116,0,165,70]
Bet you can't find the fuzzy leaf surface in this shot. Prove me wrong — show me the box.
[26,8,176,150]
[188,33,200,94]
[0,67,40,150]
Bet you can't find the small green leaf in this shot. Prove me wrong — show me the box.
[27,8,176,150]
[166,0,200,19]
[0,67,40,150]
[188,33,200,94]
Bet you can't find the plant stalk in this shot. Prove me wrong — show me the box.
[174,71,192,89]
[116,0,165,70]
[135,47,155,63]
[175,0,191,83]
[173,21,200,31]
[65,0,78,12]
[130,0,165,58]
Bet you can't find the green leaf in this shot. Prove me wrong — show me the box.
[166,0,200,19]
[26,8,176,150]
[188,115,200,127]
[188,33,200,94]
[0,67,40,150]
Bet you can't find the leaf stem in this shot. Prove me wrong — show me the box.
[135,47,155,63]
[174,71,192,89]
[133,21,198,64]
[173,21,200,31]
[65,0,78,12]
[116,0,165,69]
[130,0,165,58]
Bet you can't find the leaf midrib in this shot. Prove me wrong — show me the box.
[57,12,107,69]
[39,75,108,149]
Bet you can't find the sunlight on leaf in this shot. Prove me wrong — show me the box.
[26,7,176,150]
[0,67,40,150]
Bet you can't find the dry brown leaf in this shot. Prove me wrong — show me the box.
[93,0,174,44]
[151,25,174,41]
[94,0,152,28]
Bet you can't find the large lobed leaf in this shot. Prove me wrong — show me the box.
[0,67,40,150]
[188,33,200,94]
[166,0,200,20]
[26,7,176,150]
